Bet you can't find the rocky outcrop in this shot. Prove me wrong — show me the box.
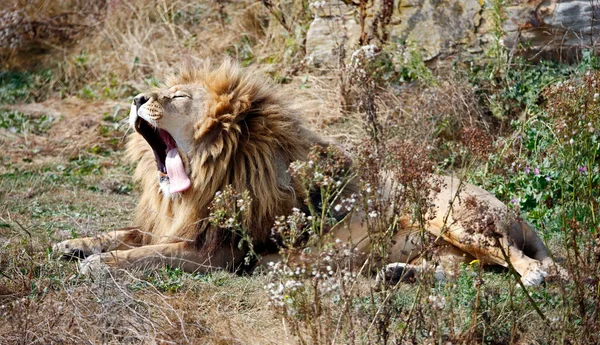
[305,0,600,63]
[306,16,362,65]
[504,1,600,58]
[389,0,483,60]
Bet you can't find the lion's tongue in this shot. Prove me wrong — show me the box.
[166,148,191,193]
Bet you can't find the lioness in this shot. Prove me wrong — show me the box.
[53,61,559,286]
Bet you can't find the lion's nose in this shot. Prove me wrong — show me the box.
[133,94,149,110]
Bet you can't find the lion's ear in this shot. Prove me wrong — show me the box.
[194,117,220,141]
[193,61,268,161]
[206,92,253,123]
[194,117,229,159]
[202,61,259,124]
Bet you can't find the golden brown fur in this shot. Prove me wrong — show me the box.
[128,62,327,252]
[53,61,563,285]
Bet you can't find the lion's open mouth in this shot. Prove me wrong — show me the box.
[135,117,191,193]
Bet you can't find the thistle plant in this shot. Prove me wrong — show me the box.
[208,185,255,264]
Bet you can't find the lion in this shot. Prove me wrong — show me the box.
[53,60,560,286]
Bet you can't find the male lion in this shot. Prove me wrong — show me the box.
[53,61,559,286]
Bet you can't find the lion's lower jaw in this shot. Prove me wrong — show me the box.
[158,175,182,199]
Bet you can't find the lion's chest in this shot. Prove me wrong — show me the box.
[139,190,202,245]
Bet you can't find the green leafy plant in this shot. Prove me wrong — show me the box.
[468,68,600,343]
[0,109,54,134]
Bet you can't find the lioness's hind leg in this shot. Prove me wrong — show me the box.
[428,220,550,286]
[53,227,143,260]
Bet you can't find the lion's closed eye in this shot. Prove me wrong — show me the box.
[173,91,190,99]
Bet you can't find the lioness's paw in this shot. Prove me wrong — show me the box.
[79,253,111,275]
[379,263,417,284]
[520,267,548,286]
[541,258,569,282]
[379,263,447,285]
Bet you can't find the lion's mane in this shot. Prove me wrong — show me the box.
[126,61,327,254]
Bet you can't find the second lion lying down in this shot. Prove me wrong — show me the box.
[53,61,560,286]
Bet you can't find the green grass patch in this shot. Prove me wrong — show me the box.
[0,70,51,103]
[0,108,55,134]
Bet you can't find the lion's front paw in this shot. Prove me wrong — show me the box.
[52,239,101,260]
[79,253,111,275]
[52,240,86,260]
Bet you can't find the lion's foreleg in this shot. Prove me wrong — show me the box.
[79,242,244,274]
[53,227,143,259]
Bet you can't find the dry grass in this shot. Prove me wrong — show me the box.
[0,268,284,344]
[2,0,600,344]
[2,98,129,162]
[0,4,307,340]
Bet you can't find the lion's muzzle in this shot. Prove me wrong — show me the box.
[129,96,191,194]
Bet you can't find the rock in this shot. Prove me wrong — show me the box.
[304,0,600,64]
[502,0,600,58]
[389,0,482,60]
[308,0,354,17]
[305,15,361,65]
